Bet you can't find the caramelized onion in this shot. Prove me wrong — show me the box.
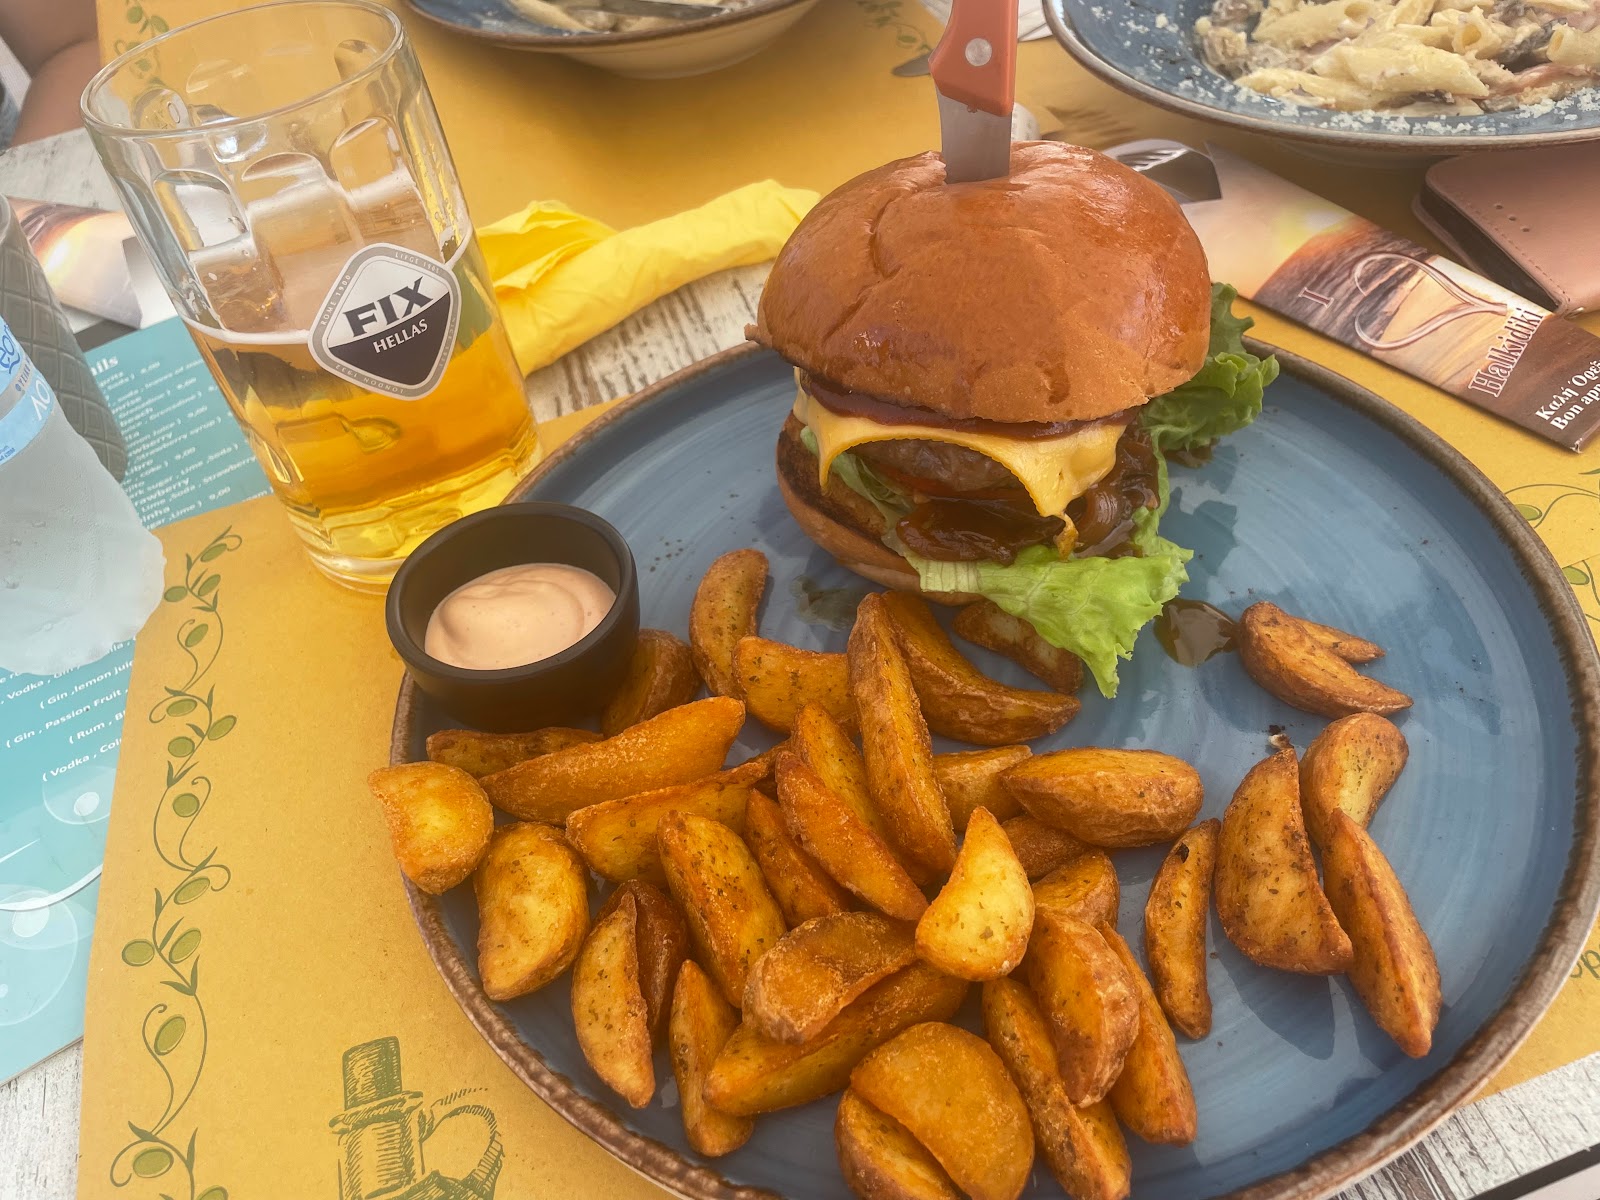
[896,498,1066,564]
[1066,423,1161,558]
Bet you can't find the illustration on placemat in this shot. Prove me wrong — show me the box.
[1507,468,1600,627]
[332,1037,503,1200]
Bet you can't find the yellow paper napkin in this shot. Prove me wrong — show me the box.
[480,181,818,376]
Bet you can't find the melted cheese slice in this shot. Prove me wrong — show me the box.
[793,386,1124,518]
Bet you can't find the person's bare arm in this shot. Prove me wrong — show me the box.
[0,0,100,145]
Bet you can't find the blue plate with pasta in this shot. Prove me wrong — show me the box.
[1045,0,1600,154]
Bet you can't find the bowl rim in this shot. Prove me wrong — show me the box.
[385,499,639,685]
[404,0,814,49]
[392,339,1600,1200]
[1044,0,1600,153]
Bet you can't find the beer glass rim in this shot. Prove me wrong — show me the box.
[80,0,405,143]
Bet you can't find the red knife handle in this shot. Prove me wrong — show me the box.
[929,0,1018,116]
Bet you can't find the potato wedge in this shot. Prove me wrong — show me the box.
[745,912,918,1043]
[480,696,744,822]
[1102,928,1197,1145]
[1023,911,1139,1105]
[1001,816,1089,881]
[1002,748,1203,848]
[474,822,589,1000]
[836,1088,961,1200]
[598,879,689,1042]
[601,628,700,737]
[1144,820,1219,1040]
[933,746,1030,831]
[670,960,754,1156]
[367,762,494,894]
[564,760,763,885]
[1033,850,1120,930]
[777,751,928,922]
[952,600,1084,694]
[424,727,600,777]
[881,592,1080,745]
[850,1022,1034,1200]
[705,962,968,1115]
[1216,748,1354,974]
[736,636,857,733]
[1323,810,1442,1057]
[849,594,956,874]
[1238,602,1412,718]
[1301,713,1409,848]
[691,548,769,696]
[744,789,850,926]
[982,978,1132,1200]
[572,888,655,1107]
[915,808,1034,981]
[793,703,885,837]
[659,811,786,1006]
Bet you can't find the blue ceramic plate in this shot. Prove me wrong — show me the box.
[406,0,799,43]
[1044,0,1600,153]
[395,343,1600,1200]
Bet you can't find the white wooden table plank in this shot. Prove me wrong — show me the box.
[1,128,1596,1200]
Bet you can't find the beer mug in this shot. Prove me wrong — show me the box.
[83,0,540,589]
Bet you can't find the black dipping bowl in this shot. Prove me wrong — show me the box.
[385,502,640,732]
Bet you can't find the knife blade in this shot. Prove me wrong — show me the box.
[929,0,1018,184]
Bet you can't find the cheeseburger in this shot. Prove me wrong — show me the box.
[749,142,1278,697]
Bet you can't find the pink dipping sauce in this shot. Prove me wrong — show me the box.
[424,563,615,671]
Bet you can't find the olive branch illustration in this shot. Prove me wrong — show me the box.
[109,527,241,1200]
[1508,468,1600,628]
[855,0,932,54]
[109,1,170,79]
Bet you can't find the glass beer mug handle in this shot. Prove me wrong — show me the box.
[421,1100,504,1196]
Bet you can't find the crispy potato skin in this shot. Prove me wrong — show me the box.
[1215,749,1354,974]
[777,750,929,922]
[705,963,969,1116]
[933,747,1030,831]
[1144,821,1219,1040]
[658,811,787,1007]
[1001,816,1089,880]
[691,549,769,697]
[598,880,689,1042]
[879,592,1080,745]
[601,629,700,737]
[849,595,957,875]
[1033,850,1121,930]
[572,891,655,1107]
[744,789,851,926]
[368,762,494,894]
[1002,748,1203,848]
[670,960,754,1156]
[953,600,1084,695]
[1238,602,1412,718]
[564,761,762,885]
[982,978,1132,1200]
[915,808,1034,981]
[480,696,744,822]
[850,1022,1034,1200]
[425,727,601,777]
[1300,713,1409,848]
[836,1088,962,1200]
[736,637,857,733]
[1323,810,1442,1058]
[1102,928,1198,1146]
[745,912,918,1044]
[473,822,590,1001]
[1023,911,1139,1106]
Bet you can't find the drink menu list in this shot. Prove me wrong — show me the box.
[0,319,267,1083]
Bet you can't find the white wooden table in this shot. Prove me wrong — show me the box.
[2,128,1597,1200]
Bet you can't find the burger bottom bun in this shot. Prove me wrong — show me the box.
[774,416,981,606]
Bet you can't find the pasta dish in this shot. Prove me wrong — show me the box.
[1196,0,1600,113]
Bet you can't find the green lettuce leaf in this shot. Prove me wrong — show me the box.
[1140,283,1280,454]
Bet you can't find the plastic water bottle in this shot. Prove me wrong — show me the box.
[0,316,163,675]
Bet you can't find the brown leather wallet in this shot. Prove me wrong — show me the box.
[1415,144,1600,316]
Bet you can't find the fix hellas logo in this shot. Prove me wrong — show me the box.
[311,244,461,400]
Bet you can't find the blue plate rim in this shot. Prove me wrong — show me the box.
[403,0,813,48]
[391,339,1600,1200]
[1042,0,1600,153]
